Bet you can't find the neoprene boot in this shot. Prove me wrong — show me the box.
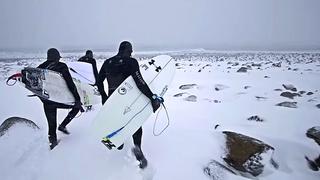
[49,135,58,150]
[132,146,148,169]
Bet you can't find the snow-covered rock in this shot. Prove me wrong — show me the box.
[222,131,276,178]
[282,84,297,92]
[237,67,248,73]
[280,91,301,99]
[0,116,39,137]
[275,101,298,108]
[306,126,320,146]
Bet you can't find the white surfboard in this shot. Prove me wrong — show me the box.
[91,55,175,149]
[11,66,100,106]
[67,61,96,85]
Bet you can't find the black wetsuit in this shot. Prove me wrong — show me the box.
[38,61,81,141]
[78,56,99,85]
[97,55,153,148]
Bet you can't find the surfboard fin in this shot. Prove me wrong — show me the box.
[27,94,38,97]
[101,137,116,150]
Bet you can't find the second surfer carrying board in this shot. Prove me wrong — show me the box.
[96,41,163,169]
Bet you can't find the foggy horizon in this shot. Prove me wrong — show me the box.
[1,43,320,53]
[1,0,320,52]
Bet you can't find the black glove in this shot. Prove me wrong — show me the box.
[151,94,164,113]
[74,101,85,112]
[102,94,108,105]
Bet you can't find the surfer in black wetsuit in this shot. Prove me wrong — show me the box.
[96,41,163,169]
[78,50,99,85]
[38,48,84,150]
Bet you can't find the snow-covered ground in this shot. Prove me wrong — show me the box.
[0,50,320,180]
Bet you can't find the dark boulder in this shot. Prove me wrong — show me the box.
[214,84,229,91]
[282,84,297,92]
[184,95,197,102]
[275,101,297,108]
[280,91,301,99]
[173,92,188,97]
[306,126,320,146]
[179,84,197,90]
[247,115,264,122]
[251,63,261,67]
[222,131,276,177]
[255,96,268,101]
[299,91,306,95]
[307,92,314,95]
[272,62,281,67]
[237,67,248,73]
[305,156,320,171]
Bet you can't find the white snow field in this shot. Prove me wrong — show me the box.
[0,50,319,180]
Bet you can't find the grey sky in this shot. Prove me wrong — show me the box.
[0,0,319,51]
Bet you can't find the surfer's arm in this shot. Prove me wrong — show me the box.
[91,59,99,85]
[131,59,153,99]
[97,62,108,97]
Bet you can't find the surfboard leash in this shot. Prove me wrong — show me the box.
[153,102,170,136]
[6,73,22,86]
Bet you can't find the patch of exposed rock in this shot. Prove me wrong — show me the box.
[299,91,306,95]
[306,126,320,146]
[305,156,320,171]
[204,99,221,103]
[280,91,301,99]
[227,62,239,66]
[274,88,282,92]
[237,67,248,73]
[251,63,262,67]
[272,62,281,67]
[184,95,197,102]
[214,84,229,91]
[179,84,198,90]
[307,92,314,95]
[173,92,188,97]
[275,101,297,108]
[222,131,277,178]
[255,96,268,101]
[282,84,297,92]
[247,115,264,122]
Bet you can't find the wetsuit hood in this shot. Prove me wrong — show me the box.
[117,41,132,58]
[47,48,61,62]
